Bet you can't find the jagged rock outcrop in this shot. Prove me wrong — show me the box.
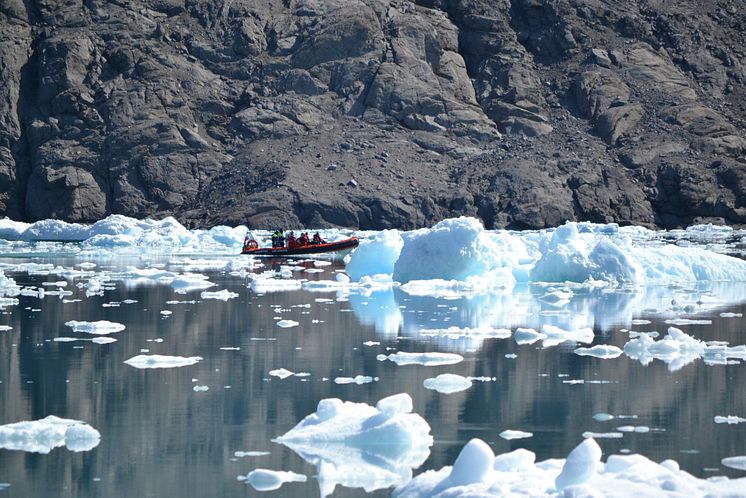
[0,0,744,229]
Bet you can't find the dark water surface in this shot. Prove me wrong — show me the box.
[1,255,745,497]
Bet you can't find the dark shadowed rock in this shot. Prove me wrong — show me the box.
[0,0,744,229]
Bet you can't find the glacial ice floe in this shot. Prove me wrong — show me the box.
[239,469,307,491]
[275,393,432,497]
[124,355,202,369]
[0,415,100,453]
[377,351,464,366]
[423,373,472,394]
[65,320,125,335]
[393,437,746,497]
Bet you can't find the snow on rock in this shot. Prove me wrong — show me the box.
[200,289,239,301]
[240,469,307,491]
[275,393,433,497]
[124,355,202,369]
[423,374,473,394]
[377,351,463,366]
[346,230,403,281]
[574,345,623,359]
[0,415,100,453]
[65,320,125,335]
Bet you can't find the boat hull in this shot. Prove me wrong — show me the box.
[241,237,359,257]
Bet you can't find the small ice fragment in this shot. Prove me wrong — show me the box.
[423,374,472,394]
[631,319,651,325]
[200,289,239,301]
[220,347,240,351]
[276,320,299,328]
[378,351,463,366]
[91,337,116,344]
[616,426,650,433]
[499,430,533,440]
[243,469,307,491]
[504,353,517,359]
[574,345,623,359]
[721,456,746,471]
[0,415,101,453]
[160,310,172,316]
[720,312,743,318]
[269,368,294,379]
[715,415,746,424]
[124,355,202,369]
[334,375,375,385]
[582,431,623,439]
[593,413,615,422]
[0,326,11,332]
[193,385,209,392]
[234,450,270,458]
[663,318,712,326]
[363,341,380,346]
[54,337,79,342]
[65,320,125,335]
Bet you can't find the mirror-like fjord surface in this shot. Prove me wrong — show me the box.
[1,250,745,497]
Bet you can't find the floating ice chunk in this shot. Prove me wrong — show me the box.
[714,415,746,424]
[124,355,202,369]
[0,415,100,453]
[555,438,602,490]
[250,278,302,293]
[720,312,743,318]
[377,351,463,366]
[276,393,432,496]
[241,469,307,491]
[722,456,746,471]
[514,328,546,345]
[276,320,299,328]
[200,289,239,301]
[617,426,650,433]
[21,219,89,241]
[170,273,214,294]
[423,374,472,394]
[593,413,615,422]
[91,337,117,344]
[234,450,270,457]
[582,431,623,439]
[624,327,706,371]
[541,324,594,347]
[664,318,712,326]
[193,385,209,392]
[346,230,403,280]
[0,325,11,332]
[336,273,350,283]
[393,218,510,284]
[631,319,651,325]
[269,368,295,379]
[499,430,533,440]
[574,345,623,359]
[160,310,172,316]
[65,320,125,335]
[334,375,376,385]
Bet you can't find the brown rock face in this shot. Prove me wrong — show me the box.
[0,0,744,229]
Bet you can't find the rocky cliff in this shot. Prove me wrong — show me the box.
[1,0,744,229]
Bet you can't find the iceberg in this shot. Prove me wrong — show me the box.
[275,393,432,497]
[394,437,746,497]
[423,374,473,394]
[0,415,100,453]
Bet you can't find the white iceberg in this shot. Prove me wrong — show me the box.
[275,393,432,497]
[0,415,100,453]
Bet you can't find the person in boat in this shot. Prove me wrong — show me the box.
[272,229,285,248]
[312,232,324,245]
[287,231,297,249]
[299,232,309,246]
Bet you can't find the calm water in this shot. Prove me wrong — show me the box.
[1,254,745,497]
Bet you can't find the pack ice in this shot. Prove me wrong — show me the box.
[346,217,746,288]
[0,415,100,453]
[274,393,432,497]
[394,437,746,497]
